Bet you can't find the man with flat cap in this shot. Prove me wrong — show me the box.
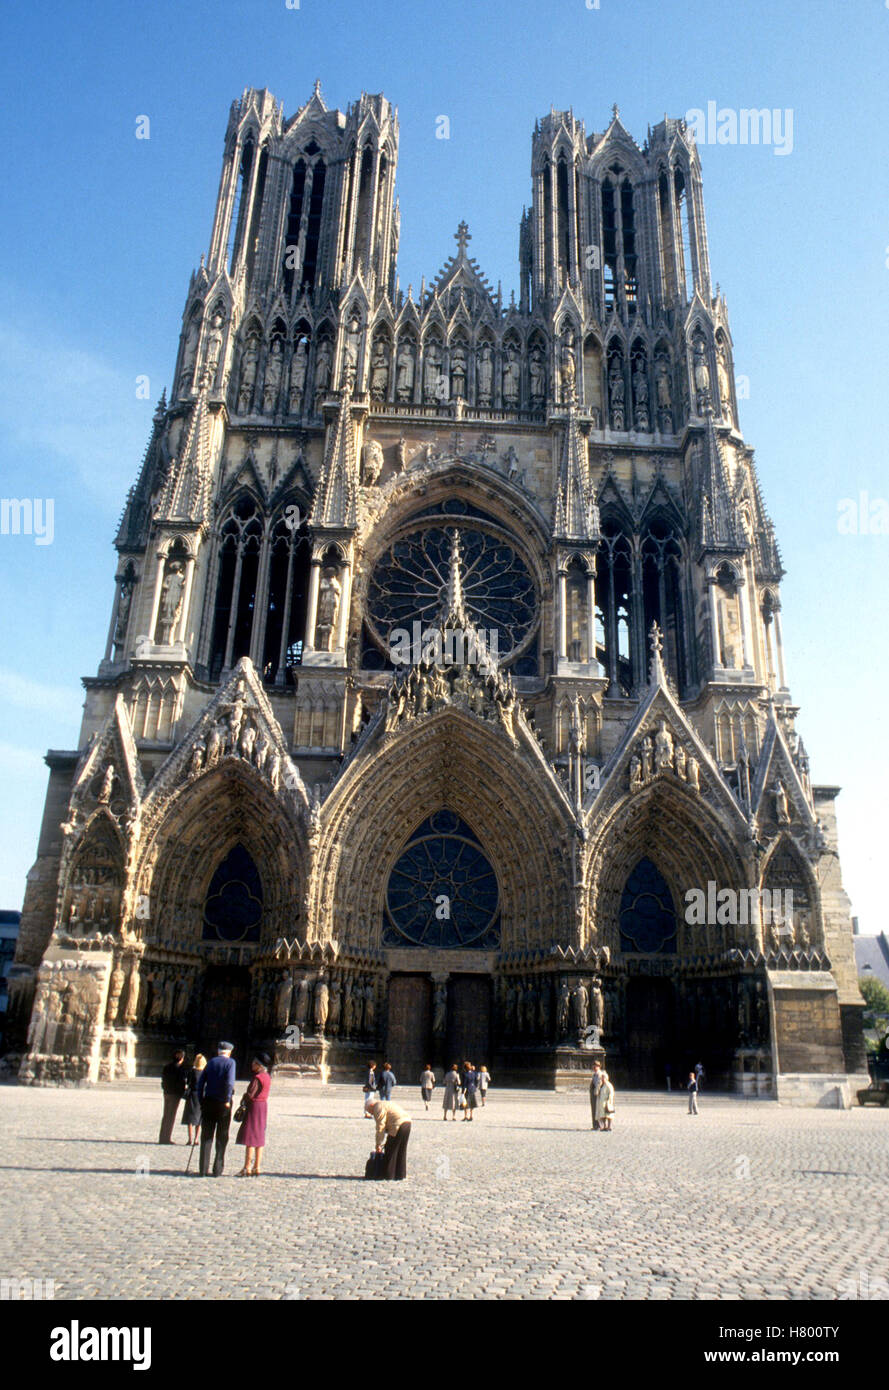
[197,1041,237,1177]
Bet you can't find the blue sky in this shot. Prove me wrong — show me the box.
[0,0,887,934]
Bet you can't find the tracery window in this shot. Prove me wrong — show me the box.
[619,858,677,955]
[202,844,263,944]
[384,810,500,949]
[364,509,538,673]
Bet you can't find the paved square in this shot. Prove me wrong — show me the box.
[0,1081,887,1301]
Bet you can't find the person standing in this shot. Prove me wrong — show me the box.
[378,1062,397,1101]
[420,1065,435,1111]
[158,1048,187,1144]
[181,1052,206,1147]
[462,1062,478,1122]
[589,1059,603,1130]
[597,1070,615,1131]
[687,1071,699,1115]
[478,1065,491,1106]
[197,1042,237,1177]
[442,1063,460,1120]
[694,1061,704,1093]
[235,1053,272,1176]
[363,1061,378,1112]
[365,1096,412,1180]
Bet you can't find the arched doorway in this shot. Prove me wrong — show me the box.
[620,857,677,1087]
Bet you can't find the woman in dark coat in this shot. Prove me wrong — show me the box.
[235,1054,272,1176]
[181,1053,206,1146]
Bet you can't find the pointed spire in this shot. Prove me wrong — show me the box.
[700,406,741,549]
[443,528,470,627]
[311,387,358,529]
[648,621,667,687]
[157,380,213,523]
[554,409,599,541]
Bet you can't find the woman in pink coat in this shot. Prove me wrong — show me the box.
[235,1054,272,1176]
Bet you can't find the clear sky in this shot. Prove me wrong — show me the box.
[0,0,887,934]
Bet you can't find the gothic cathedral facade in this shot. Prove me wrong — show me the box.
[8,85,868,1101]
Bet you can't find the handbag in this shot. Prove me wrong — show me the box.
[234,1095,249,1123]
[364,1151,385,1180]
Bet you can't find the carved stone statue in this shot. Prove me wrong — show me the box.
[363,439,384,487]
[328,979,342,1035]
[559,330,577,405]
[237,335,259,413]
[640,735,653,782]
[370,341,389,401]
[293,975,310,1030]
[262,338,284,414]
[363,982,376,1036]
[114,577,134,648]
[106,962,126,1025]
[477,343,493,403]
[451,342,467,400]
[180,312,201,393]
[124,963,142,1025]
[275,972,293,1031]
[395,339,415,401]
[609,357,625,430]
[157,560,186,644]
[655,355,673,431]
[342,314,361,389]
[204,309,224,387]
[529,346,545,403]
[629,754,643,791]
[289,337,308,414]
[424,341,443,402]
[314,975,329,1034]
[687,754,701,791]
[716,341,733,422]
[342,979,355,1034]
[774,780,791,825]
[693,338,710,412]
[571,979,589,1033]
[591,976,604,1032]
[674,743,687,780]
[315,570,342,652]
[557,979,572,1037]
[655,719,674,773]
[502,344,520,405]
[98,763,115,804]
[633,360,650,429]
[314,338,333,396]
[433,984,447,1034]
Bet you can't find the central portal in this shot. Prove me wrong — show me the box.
[446,974,492,1066]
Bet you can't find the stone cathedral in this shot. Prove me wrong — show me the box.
[8,84,867,1102]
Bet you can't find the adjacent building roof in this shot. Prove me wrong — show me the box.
[855,932,889,991]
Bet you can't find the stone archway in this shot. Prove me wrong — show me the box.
[587,779,751,1088]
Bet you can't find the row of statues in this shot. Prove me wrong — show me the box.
[186,692,284,793]
[28,967,102,1059]
[385,659,517,739]
[629,721,701,792]
[256,969,380,1040]
[499,974,605,1044]
[182,301,734,434]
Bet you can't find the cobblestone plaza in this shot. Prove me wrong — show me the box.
[1,1081,886,1302]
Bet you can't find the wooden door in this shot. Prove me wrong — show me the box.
[446,974,491,1067]
[386,975,432,1081]
[198,965,251,1078]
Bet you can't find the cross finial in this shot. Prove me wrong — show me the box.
[313,78,322,99]
[612,103,620,120]
[455,221,471,254]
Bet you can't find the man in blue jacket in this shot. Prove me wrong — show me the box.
[377,1062,396,1101]
[197,1042,237,1176]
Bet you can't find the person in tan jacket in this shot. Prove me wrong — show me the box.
[365,1096,412,1180]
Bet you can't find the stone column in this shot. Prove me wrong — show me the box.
[176,551,198,648]
[773,605,788,690]
[707,576,721,669]
[557,567,568,661]
[303,555,323,654]
[585,566,599,666]
[737,574,753,669]
[147,549,167,645]
[335,559,352,652]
